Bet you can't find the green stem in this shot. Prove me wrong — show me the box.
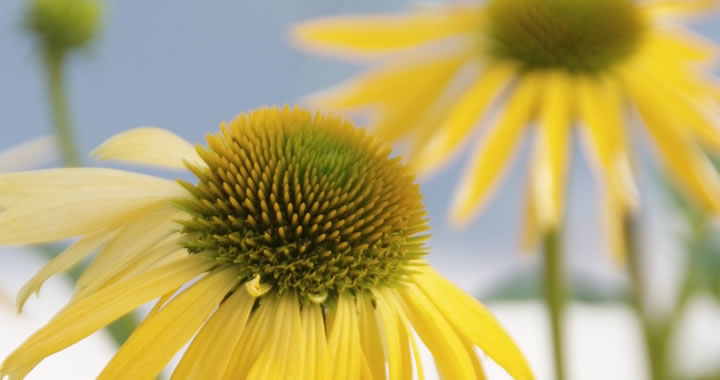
[542,229,567,380]
[624,216,671,380]
[44,49,81,167]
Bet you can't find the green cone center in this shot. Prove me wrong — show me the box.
[176,107,429,302]
[485,0,647,72]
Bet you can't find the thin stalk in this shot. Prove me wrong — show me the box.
[44,50,81,167]
[624,216,671,380]
[542,229,567,380]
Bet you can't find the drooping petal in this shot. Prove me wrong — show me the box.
[98,266,239,380]
[0,135,57,173]
[410,61,517,177]
[92,127,203,169]
[396,285,478,379]
[451,74,540,224]
[327,295,365,380]
[0,168,186,244]
[171,289,255,380]
[17,229,114,312]
[0,255,213,380]
[577,75,639,211]
[645,0,719,18]
[374,290,413,380]
[414,267,534,380]
[222,294,277,379]
[300,303,330,380]
[530,71,574,229]
[247,293,303,380]
[357,296,386,380]
[291,6,482,58]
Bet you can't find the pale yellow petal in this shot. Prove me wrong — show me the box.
[300,303,330,380]
[92,127,202,169]
[222,293,277,379]
[414,267,534,380]
[247,293,303,380]
[410,62,517,177]
[328,295,364,380]
[0,169,185,244]
[451,75,540,224]
[171,290,255,380]
[396,285,477,379]
[625,76,720,211]
[530,71,574,229]
[521,184,541,252]
[291,6,482,58]
[98,266,239,380]
[357,296,386,380]
[577,75,639,211]
[604,188,628,263]
[374,290,412,380]
[645,0,719,17]
[0,255,213,380]
[17,230,114,312]
[0,135,57,173]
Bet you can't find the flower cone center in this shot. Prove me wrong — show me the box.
[176,107,429,302]
[485,0,647,72]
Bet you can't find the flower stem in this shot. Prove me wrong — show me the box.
[542,229,567,380]
[624,216,671,380]
[44,49,81,167]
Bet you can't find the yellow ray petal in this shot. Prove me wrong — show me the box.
[357,296,386,380]
[328,295,365,380]
[451,74,540,225]
[410,62,517,177]
[17,230,114,312]
[396,285,477,379]
[374,290,412,380]
[577,75,639,211]
[247,293,303,380]
[291,6,482,58]
[300,303,330,380]
[0,135,57,173]
[171,290,255,380]
[521,181,541,252]
[415,267,534,380]
[645,0,719,18]
[625,76,720,211]
[92,127,202,169]
[604,188,628,263]
[222,293,277,379]
[98,266,239,380]
[0,169,185,244]
[0,255,213,380]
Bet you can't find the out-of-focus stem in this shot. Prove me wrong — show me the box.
[542,229,567,380]
[44,49,81,167]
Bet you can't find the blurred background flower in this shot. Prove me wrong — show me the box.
[2,0,720,379]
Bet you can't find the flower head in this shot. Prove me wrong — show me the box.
[293,0,720,257]
[0,107,532,380]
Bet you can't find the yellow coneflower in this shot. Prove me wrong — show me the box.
[0,107,532,380]
[293,0,720,257]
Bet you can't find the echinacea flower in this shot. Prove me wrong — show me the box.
[0,107,533,380]
[293,0,720,256]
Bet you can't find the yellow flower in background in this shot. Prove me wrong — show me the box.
[293,0,720,257]
[0,107,532,380]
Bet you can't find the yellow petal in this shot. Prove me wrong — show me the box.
[374,290,412,380]
[291,6,482,58]
[0,135,57,173]
[171,290,255,380]
[464,340,488,380]
[577,75,639,210]
[300,303,330,380]
[0,255,213,380]
[645,0,719,17]
[604,188,628,263]
[521,184,541,252]
[327,295,365,380]
[396,285,477,379]
[222,293,277,379]
[0,169,185,244]
[357,296,386,380]
[247,293,303,380]
[530,71,574,230]
[92,127,202,169]
[451,75,540,225]
[625,74,720,211]
[414,267,534,380]
[17,230,114,312]
[99,266,239,380]
[410,62,517,177]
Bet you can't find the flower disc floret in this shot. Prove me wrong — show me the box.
[176,108,430,301]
